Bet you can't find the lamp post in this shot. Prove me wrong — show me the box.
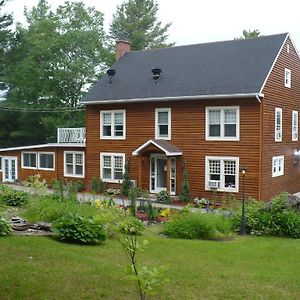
[240,165,247,235]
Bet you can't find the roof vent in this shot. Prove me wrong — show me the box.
[152,68,162,81]
[107,68,116,84]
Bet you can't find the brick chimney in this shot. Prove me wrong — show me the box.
[116,40,131,61]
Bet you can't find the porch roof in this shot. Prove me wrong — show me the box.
[132,139,182,156]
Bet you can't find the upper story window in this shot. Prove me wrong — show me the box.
[287,44,290,53]
[64,151,85,178]
[155,108,171,140]
[275,107,282,142]
[292,110,298,141]
[272,155,284,177]
[100,110,126,139]
[100,152,125,183]
[38,152,55,170]
[22,152,37,169]
[205,156,239,192]
[284,68,291,88]
[206,106,240,141]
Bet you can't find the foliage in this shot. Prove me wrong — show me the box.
[179,165,190,202]
[146,200,158,223]
[23,174,47,196]
[0,216,11,237]
[236,29,261,39]
[159,208,171,218]
[163,212,233,240]
[232,193,300,238]
[119,215,144,235]
[128,187,146,217]
[2,0,111,146]
[156,190,171,204]
[51,178,83,201]
[110,0,174,50]
[91,177,106,195]
[121,160,132,197]
[0,187,29,207]
[54,212,106,244]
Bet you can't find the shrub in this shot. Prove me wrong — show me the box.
[91,177,106,195]
[156,191,171,204]
[179,166,190,202]
[23,174,47,196]
[0,188,29,207]
[160,208,171,218]
[54,213,106,244]
[51,179,84,201]
[119,215,144,235]
[121,160,132,196]
[232,193,300,238]
[0,217,12,237]
[163,212,233,240]
[146,200,159,223]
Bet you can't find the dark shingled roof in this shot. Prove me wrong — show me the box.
[82,33,288,103]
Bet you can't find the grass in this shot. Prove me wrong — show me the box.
[0,225,299,299]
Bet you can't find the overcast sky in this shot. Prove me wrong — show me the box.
[4,0,300,48]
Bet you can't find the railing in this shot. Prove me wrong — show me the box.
[57,128,86,144]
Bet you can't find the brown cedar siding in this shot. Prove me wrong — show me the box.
[0,146,85,185]
[85,98,261,200]
[261,37,300,200]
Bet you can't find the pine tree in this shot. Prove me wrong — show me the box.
[179,164,190,203]
[110,0,174,50]
[121,159,132,196]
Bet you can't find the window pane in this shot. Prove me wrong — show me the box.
[209,124,221,137]
[40,154,53,169]
[224,109,236,123]
[158,111,168,124]
[114,125,123,136]
[159,125,168,136]
[75,165,83,175]
[66,153,73,164]
[103,168,111,179]
[209,110,220,124]
[23,154,29,166]
[209,160,220,174]
[31,154,37,167]
[103,125,112,136]
[210,174,220,181]
[75,154,83,165]
[224,124,236,137]
[114,170,123,180]
[103,113,111,125]
[66,164,73,174]
[224,160,236,175]
[103,156,111,168]
[114,113,124,125]
[225,175,236,188]
[114,156,123,169]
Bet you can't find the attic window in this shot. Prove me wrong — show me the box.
[284,68,291,88]
[287,44,290,53]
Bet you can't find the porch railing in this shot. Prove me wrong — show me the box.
[57,128,86,144]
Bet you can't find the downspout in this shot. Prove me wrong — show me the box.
[258,96,263,200]
[256,95,261,103]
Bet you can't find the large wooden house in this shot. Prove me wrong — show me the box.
[1,33,300,201]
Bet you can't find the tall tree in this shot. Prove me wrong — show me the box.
[110,0,174,50]
[1,0,110,146]
[237,29,261,39]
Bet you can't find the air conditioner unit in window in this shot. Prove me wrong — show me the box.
[130,180,137,188]
[208,180,220,189]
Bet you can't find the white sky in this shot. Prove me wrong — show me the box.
[4,0,300,48]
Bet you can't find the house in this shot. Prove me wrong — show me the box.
[1,33,300,201]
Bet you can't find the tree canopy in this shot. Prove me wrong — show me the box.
[110,0,174,50]
[236,29,261,39]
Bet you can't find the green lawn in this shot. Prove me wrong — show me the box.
[0,226,299,300]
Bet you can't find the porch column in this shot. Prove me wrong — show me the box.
[137,155,143,189]
[167,157,171,193]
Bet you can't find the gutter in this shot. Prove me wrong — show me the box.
[81,93,264,105]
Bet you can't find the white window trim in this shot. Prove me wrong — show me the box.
[292,110,298,141]
[0,156,2,171]
[205,156,239,193]
[205,106,240,141]
[272,155,284,177]
[63,151,85,178]
[284,68,291,88]
[155,108,171,140]
[275,107,283,142]
[21,152,37,170]
[100,152,125,183]
[100,109,126,140]
[38,152,55,171]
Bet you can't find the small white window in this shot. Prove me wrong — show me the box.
[285,68,291,88]
[287,44,290,53]
[292,110,298,141]
[155,108,171,139]
[275,108,282,142]
[205,156,239,192]
[206,106,240,141]
[64,151,85,178]
[100,153,125,183]
[100,110,126,139]
[272,156,284,177]
[38,152,55,170]
[22,152,37,169]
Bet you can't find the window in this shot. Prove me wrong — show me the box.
[155,108,171,139]
[206,106,240,140]
[272,156,284,177]
[100,110,126,139]
[205,156,239,192]
[292,110,298,141]
[64,151,84,178]
[22,152,37,169]
[287,44,290,53]
[0,156,2,171]
[285,68,291,88]
[275,108,282,142]
[38,153,54,170]
[100,153,125,183]
[170,158,176,195]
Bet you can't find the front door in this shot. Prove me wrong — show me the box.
[2,157,18,183]
[150,155,167,193]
